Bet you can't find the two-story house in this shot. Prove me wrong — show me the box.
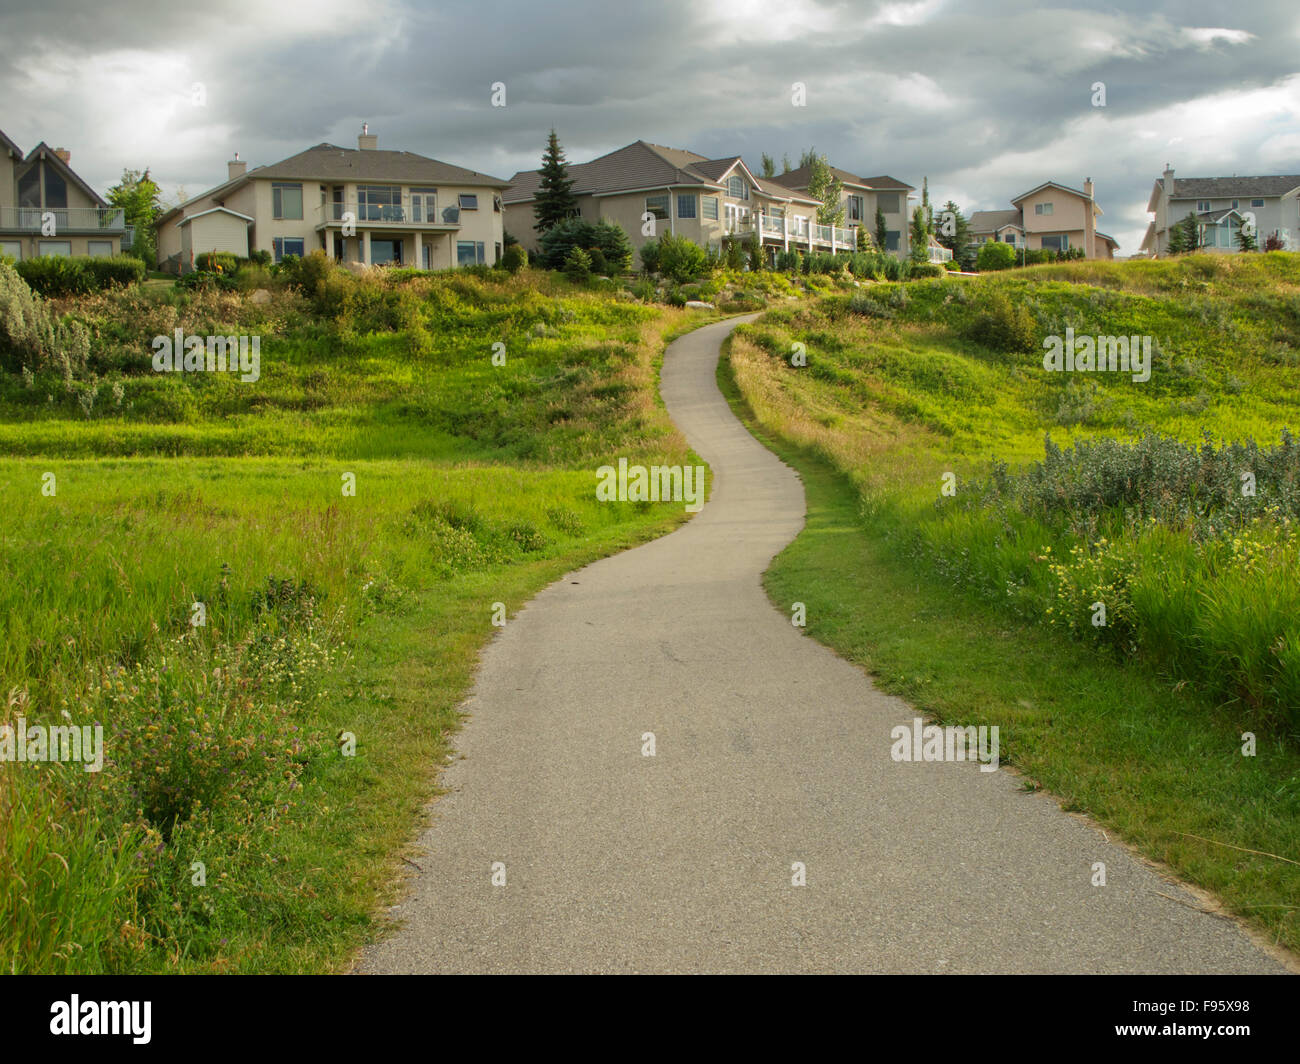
[1140,166,1300,256]
[969,179,1118,259]
[0,127,128,261]
[504,141,859,265]
[769,164,915,258]
[156,126,510,273]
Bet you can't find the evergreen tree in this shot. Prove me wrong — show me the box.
[874,205,889,252]
[107,168,163,265]
[856,225,871,251]
[935,199,970,257]
[909,206,929,263]
[921,177,933,236]
[781,153,792,174]
[533,129,578,234]
[760,153,776,179]
[1236,219,1258,251]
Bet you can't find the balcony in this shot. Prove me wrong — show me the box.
[731,215,857,249]
[0,207,126,232]
[316,198,462,229]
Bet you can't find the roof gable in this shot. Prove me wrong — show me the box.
[23,142,107,206]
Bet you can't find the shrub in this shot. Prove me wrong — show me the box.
[500,244,528,273]
[16,256,90,297]
[195,251,238,274]
[564,246,592,282]
[82,256,146,289]
[655,233,708,283]
[175,270,237,292]
[976,242,1017,271]
[909,262,945,279]
[538,218,632,272]
[0,262,91,376]
[963,290,1038,353]
[629,277,657,302]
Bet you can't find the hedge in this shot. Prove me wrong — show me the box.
[15,255,146,297]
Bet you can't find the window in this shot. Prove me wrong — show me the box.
[727,175,749,200]
[677,194,696,219]
[876,192,899,213]
[458,194,479,210]
[43,168,67,209]
[645,194,670,220]
[1039,234,1069,251]
[1,240,21,260]
[272,182,304,220]
[272,236,305,262]
[410,187,437,223]
[493,195,502,213]
[1251,198,1265,208]
[17,167,39,208]
[494,242,501,263]
[358,185,402,221]
[1035,202,1054,215]
[88,240,114,256]
[1231,199,1239,209]
[457,240,485,265]
[1197,199,1211,212]
[702,196,718,220]
[39,240,71,257]
[847,195,863,221]
[885,230,900,252]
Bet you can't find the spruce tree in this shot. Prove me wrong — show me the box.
[534,130,578,234]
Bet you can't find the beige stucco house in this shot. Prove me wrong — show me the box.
[504,141,861,264]
[1140,166,1300,256]
[969,179,1117,259]
[0,128,128,261]
[769,163,915,257]
[156,127,509,273]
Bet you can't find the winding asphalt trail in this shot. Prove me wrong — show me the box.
[361,316,1287,974]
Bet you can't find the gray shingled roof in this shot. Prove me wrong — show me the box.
[771,165,913,192]
[1171,174,1300,199]
[250,143,509,187]
[505,141,821,206]
[968,209,1023,232]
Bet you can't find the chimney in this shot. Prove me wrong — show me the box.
[228,152,247,181]
[1083,176,1094,199]
[53,147,70,165]
[358,122,377,151]
[1163,164,1175,196]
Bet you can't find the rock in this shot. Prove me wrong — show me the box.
[685,300,715,309]
[249,288,272,305]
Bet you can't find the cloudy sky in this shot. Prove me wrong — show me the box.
[1,0,1297,253]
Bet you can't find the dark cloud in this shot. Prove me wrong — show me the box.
[1,0,1296,250]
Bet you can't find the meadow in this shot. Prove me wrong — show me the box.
[0,262,710,972]
[726,252,1300,953]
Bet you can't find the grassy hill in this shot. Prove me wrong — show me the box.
[0,264,712,972]
[726,252,1300,954]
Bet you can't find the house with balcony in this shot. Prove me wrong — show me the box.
[504,141,858,265]
[0,128,128,261]
[1140,166,1300,256]
[769,164,915,258]
[968,179,1118,259]
[155,126,510,273]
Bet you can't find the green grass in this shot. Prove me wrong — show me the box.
[722,253,1300,956]
[0,265,715,972]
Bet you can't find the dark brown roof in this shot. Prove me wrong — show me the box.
[249,143,509,187]
[771,165,914,192]
[505,140,820,205]
[22,142,107,206]
[0,127,22,159]
[1170,174,1300,199]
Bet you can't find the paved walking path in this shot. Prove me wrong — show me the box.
[360,316,1286,974]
